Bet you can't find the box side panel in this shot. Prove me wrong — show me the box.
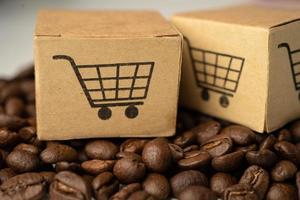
[267,22,300,132]
[35,36,181,140]
[172,16,269,132]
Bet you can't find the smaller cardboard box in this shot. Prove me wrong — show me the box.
[35,10,182,140]
[172,5,300,133]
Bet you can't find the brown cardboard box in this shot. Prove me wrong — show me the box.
[172,5,300,133]
[35,10,182,140]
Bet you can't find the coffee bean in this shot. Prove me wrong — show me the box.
[168,143,184,162]
[178,185,217,200]
[113,157,145,184]
[178,150,211,170]
[111,183,141,200]
[142,138,172,173]
[0,114,27,130]
[266,183,297,200]
[235,143,257,153]
[127,190,155,200]
[239,165,269,200]
[0,172,46,200]
[143,173,170,200]
[212,150,244,172]
[6,150,40,172]
[183,144,199,152]
[290,120,300,142]
[246,149,277,168]
[278,129,292,142]
[271,160,297,182]
[120,139,148,154]
[220,125,256,146]
[14,143,39,154]
[81,159,115,175]
[170,170,208,197]
[92,172,119,200]
[85,140,118,160]
[50,171,91,200]
[195,120,221,145]
[0,168,16,184]
[274,141,300,165]
[116,151,142,161]
[18,126,36,143]
[296,172,300,199]
[0,128,19,148]
[223,183,259,200]
[56,161,82,173]
[210,172,237,197]
[40,142,77,164]
[260,135,277,150]
[5,97,24,116]
[39,171,56,184]
[173,130,196,148]
[200,137,233,157]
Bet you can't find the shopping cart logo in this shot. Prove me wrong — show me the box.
[53,55,154,120]
[185,37,245,107]
[278,43,300,100]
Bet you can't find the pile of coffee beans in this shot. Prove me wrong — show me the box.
[1,66,300,200]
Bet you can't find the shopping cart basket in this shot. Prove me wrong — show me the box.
[278,43,300,100]
[53,55,154,120]
[184,37,245,107]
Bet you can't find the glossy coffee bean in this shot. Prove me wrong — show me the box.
[113,157,145,184]
[14,143,39,154]
[40,142,78,164]
[81,159,115,175]
[178,150,211,169]
[5,97,24,116]
[142,138,172,173]
[173,130,196,148]
[116,151,142,161]
[266,183,297,200]
[127,190,155,200]
[0,168,16,184]
[170,170,208,197]
[210,172,237,197]
[120,139,148,154]
[111,183,141,200]
[278,129,292,142]
[92,172,119,200]
[239,165,269,200]
[39,171,56,184]
[220,125,256,146]
[224,184,259,200]
[0,128,19,148]
[200,137,233,157]
[178,185,217,200]
[235,143,257,153]
[85,140,118,160]
[143,173,170,200]
[18,126,36,143]
[274,141,300,165]
[195,120,221,145]
[6,150,40,172]
[55,161,82,173]
[168,143,184,162]
[0,172,46,200]
[246,149,277,168]
[271,160,297,182]
[290,120,300,142]
[50,171,91,200]
[260,135,277,150]
[183,144,199,153]
[212,150,244,172]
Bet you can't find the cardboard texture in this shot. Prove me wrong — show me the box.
[172,5,300,133]
[35,10,182,140]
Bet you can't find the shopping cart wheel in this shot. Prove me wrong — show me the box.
[125,105,139,119]
[201,89,209,101]
[220,95,229,108]
[98,107,112,120]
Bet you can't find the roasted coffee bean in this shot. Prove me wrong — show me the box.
[143,173,170,200]
[178,150,211,169]
[183,144,199,152]
[40,142,77,164]
[260,135,277,150]
[5,97,24,116]
[0,168,16,184]
[0,172,46,200]
[223,183,259,200]
[127,190,155,200]
[195,120,221,145]
[266,183,297,200]
[39,171,56,184]
[120,139,148,154]
[290,120,300,142]
[55,161,82,173]
[14,143,39,154]
[246,149,278,168]
[173,130,196,148]
[168,143,184,161]
[0,114,27,130]
[92,172,119,200]
[116,151,142,161]
[271,160,297,182]
[210,172,237,197]
[178,185,217,200]
[18,126,36,143]
[0,128,19,147]
[235,143,257,153]
[111,183,141,200]
[274,141,300,165]
[212,150,244,172]
[200,137,233,157]
[50,171,91,200]
[85,140,118,160]
[113,157,145,184]
[220,125,256,146]
[278,129,292,142]
[6,150,40,172]
[239,165,269,200]
[142,138,172,173]
[170,170,208,197]
[81,159,115,175]
[296,172,300,199]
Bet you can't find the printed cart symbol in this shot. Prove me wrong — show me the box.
[278,43,300,100]
[184,37,245,108]
[53,55,154,120]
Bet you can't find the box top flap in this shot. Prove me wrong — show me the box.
[174,5,300,29]
[35,10,179,38]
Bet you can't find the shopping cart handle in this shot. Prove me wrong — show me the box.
[53,55,76,66]
[278,43,290,49]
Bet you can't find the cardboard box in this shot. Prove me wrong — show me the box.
[172,5,300,133]
[35,10,182,140]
